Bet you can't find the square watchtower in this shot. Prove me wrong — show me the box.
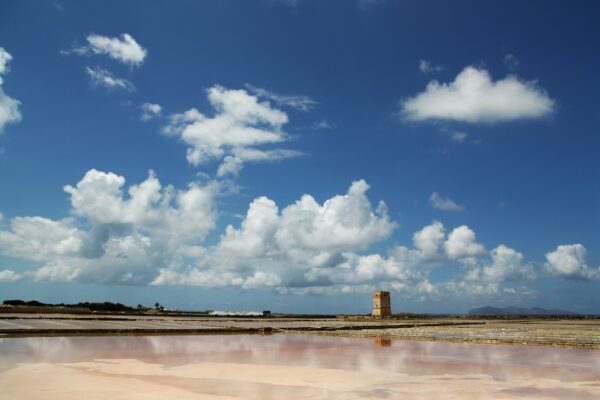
[372,291,391,318]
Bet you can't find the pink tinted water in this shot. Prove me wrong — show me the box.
[0,334,598,399]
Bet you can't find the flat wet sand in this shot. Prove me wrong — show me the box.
[1,335,599,399]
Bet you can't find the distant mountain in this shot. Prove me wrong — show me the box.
[469,306,578,316]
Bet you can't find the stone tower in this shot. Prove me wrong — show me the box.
[372,291,391,318]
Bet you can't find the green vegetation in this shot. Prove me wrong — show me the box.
[2,299,141,312]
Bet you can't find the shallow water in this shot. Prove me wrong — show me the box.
[0,334,599,399]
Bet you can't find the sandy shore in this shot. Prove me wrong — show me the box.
[2,357,599,399]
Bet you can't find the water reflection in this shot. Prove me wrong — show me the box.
[0,334,599,399]
[373,337,392,347]
[1,334,598,380]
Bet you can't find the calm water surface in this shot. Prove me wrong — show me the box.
[1,334,599,399]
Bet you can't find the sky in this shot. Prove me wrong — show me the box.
[0,0,598,314]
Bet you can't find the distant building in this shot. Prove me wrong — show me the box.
[372,291,391,318]
[262,310,271,317]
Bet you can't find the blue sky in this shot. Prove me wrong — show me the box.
[0,0,598,314]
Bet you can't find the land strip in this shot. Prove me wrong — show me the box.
[0,313,598,349]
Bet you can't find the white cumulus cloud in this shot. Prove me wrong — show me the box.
[0,269,22,282]
[400,66,555,123]
[217,148,301,177]
[164,85,301,176]
[73,33,147,67]
[412,220,446,260]
[0,47,22,135]
[429,192,464,212]
[0,169,219,285]
[140,102,162,121]
[0,48,13,82]
[212,179,396,269]
[466,244,535,283]
[216,196,280,259]
[64,169,218,246]
[444,225,485,261]
[0,216,83,262]
[155,179,399,290]
[275,180,396,257]
[245,84,317,111]
[86,66,135,92]
[545,244,600,280]
[0,170,559,302]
